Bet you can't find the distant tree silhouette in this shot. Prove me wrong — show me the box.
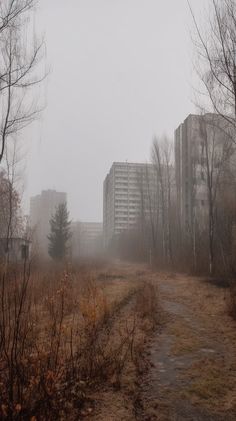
[48,203,71,261]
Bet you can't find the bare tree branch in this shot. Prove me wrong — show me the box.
[189,0,236,137]
[0,0,45,164]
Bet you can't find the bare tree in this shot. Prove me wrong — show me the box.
[188,0,236,275]
[189,0,236,134]
[0,1,35,32]
[152,138,166,263]
[0,0,45,164]
[162,137,174,265]
[151,135,174,266]
[199,114,234,275]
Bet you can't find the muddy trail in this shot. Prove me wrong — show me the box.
[136,273,236,421]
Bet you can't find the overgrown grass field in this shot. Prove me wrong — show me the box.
[0,261,159,420]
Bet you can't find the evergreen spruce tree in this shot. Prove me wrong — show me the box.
[48,202,71,261]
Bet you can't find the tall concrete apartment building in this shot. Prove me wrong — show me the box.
[30,190,67,256]
[175,113,233,234]
[103,162,155,246]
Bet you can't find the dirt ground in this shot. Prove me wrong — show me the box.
[86,265,236,421]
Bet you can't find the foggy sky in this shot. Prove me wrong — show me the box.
[24,0,206,222]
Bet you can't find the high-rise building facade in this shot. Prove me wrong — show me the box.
[175,113,234,234]
[103,162,155,246]
[30,190,67,256]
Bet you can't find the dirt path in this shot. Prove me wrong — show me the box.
[86,263,158,421]
[136,273,236,421]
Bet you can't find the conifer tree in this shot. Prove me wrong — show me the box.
[48,203,71,261]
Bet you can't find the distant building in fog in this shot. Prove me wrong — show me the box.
[175,113,235,235]
[103,161,156,246]
[30,190,67,256]
[71,221,103,259]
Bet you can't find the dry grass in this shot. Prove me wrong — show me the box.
[169,320,203,356]
[182,356,236,410]
[0,261,159,420]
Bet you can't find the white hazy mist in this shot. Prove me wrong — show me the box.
[24,0,206,222]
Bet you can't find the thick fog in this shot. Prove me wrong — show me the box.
[24,0,205,222]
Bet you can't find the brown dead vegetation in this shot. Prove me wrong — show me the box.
[228,283,236,320]
[0,261,159,420]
